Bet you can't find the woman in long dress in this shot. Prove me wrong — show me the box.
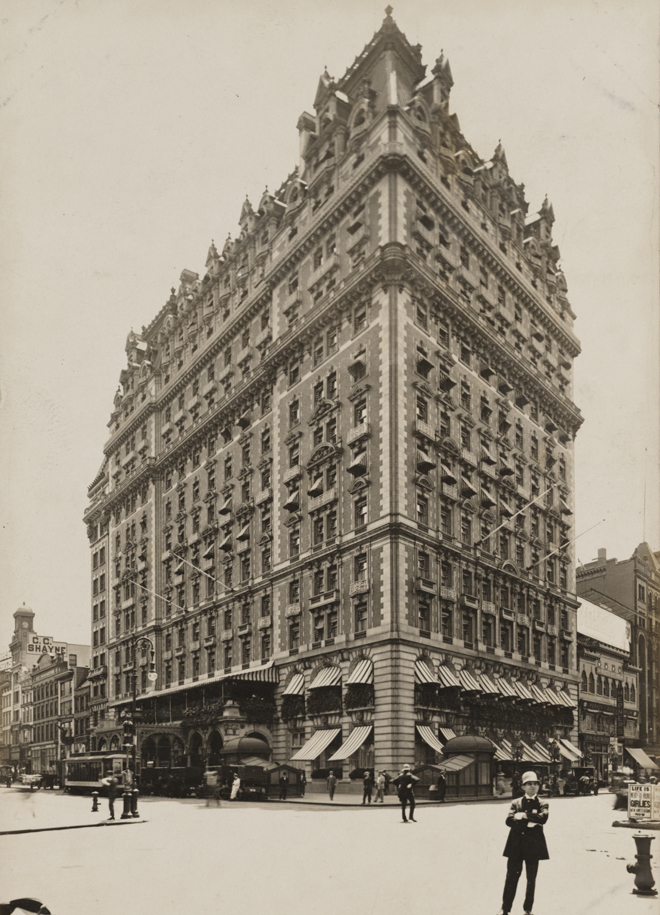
[230,773,241,800]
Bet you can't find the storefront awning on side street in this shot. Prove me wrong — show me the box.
[478,674,500,695]
[290,728,341,762]
[520,740,545,763]
[626,747,659,770]
[533,742,552,763]
[496,679,518,700]
[437,665,461,689]
[439,728,457,743]
[329,725,373,761]
[512,680,534,702]
[414,659,438,685]
[309,666,341,689]
[458,670,483,693]
[490,740,512,762]
[416,725,446,756]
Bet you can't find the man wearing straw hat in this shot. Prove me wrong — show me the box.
[392,764,418,823]
[497,770,549,915]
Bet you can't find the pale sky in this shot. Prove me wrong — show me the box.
[1,0,658,650]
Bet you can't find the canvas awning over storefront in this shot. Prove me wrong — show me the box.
[626,747,659,770]
[439,728,457,743]
[520,740,545,763]
[290,728,341,762]
[490,740,512,762]
[512,680,534,702]
[496,679,518,700]
[533,742,553,763]
[458,670,482,693]
[329,725,373,761]
[478,674,500,695]
[416,725,448,756]
[530,685,549,705]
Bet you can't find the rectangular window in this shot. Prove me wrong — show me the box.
[289,529,300,559]
[289,400,300,426]
[417,493,429,526]
[354,496,367,528]
[289,620,300,650]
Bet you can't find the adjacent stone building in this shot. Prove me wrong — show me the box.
[576,596,638,780]
[577,543,660,763]
[83,11,583,783]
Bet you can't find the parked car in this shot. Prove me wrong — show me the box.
[563,767,598,795]
[19,774,42,791]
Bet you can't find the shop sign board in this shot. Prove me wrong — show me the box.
[616,685,625,738]
[628,783,660,821]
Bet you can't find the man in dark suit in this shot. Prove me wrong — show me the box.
[498,770,549,915]
[361,770,373,805]
[392,764,419,823]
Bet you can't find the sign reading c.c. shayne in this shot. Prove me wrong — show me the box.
[27,636,67,655]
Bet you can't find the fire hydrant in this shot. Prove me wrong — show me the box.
[91,791,99,812]
[626,833,658,896]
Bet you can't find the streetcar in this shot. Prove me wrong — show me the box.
[63,753,126,793]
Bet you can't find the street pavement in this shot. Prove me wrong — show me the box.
[0,787,658,915]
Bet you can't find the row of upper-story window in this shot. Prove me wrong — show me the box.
[412,193,572,326]
[580,670,635,701]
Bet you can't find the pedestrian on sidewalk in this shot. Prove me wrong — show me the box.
[374,771,386,803]
[101,774,120,820]
[361,770,373,805]
[230,772,241,800]
[279,771,289,801]
[392,764,418,823]
[436,771,446,802]
[299,770,306,797]
[497,770,549,915]
[327,770,337,800]
[383,770,391,795]
[204,768,221,807]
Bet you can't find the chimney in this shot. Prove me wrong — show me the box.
[597,548,607,563]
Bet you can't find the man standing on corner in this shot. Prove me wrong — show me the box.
[361,770,373,805]
[497,770,549,915]
[101,773,120,820]
[327,769,337,800]
[392,764,418,823]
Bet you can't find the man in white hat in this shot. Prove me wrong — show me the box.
[392,764,419,823]
[497,770,549,915]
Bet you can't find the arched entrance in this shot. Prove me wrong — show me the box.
[156,736,171,768]
[110,735,119,751]
[97,738,107,752]
[141,736,156,767]
[208,730,223,766]
[189,732,204,768]
[171,737,185,767]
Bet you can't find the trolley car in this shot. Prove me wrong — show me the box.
[63,753,126,793]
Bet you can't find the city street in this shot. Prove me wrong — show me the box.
[0,788,657,915]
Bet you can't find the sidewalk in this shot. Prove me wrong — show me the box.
[0,787,146,835]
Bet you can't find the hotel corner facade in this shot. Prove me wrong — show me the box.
[83,11,583,782]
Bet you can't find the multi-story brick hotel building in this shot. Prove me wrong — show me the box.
[84,10,583,786]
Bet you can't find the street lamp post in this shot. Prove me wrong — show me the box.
[121,636,156,784]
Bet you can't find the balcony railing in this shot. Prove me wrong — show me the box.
[258,615,272,630]
[350,580,369,596]
[347,422,370,445]
[414,419,436,441]
[482,600,496,615]
[283,465,301,484]
[285,603,301,618]
[416,578,437,594]
[308,488,337,512]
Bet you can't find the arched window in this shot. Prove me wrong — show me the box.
[603,678,610,698]
[624,682,630,702]
[588,672,595,694]
[631,683,636,702]
[596,676,603,695]
[581,670,588,691]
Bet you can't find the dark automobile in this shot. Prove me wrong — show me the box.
[564,766,598,795]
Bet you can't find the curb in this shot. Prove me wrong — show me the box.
[612,820,660,831]
[0,819,147,837]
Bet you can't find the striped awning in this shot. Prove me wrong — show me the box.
[290,728,341,762]
[416,725,446,755]
[437,665,461,689]
[479,674,500,695]
[282,673,305,696]
[436,754,474,773]
[202,542,215,559]
[496,678,518,699]
[236,524,250,541]
[329,725,373,761]
[231,665,279,683]
[520,740,545,763]
[553,739,576,762]
[309,666,341,689]
[307,477,324,497]
[346,659,373,685]
[441,463,457,484]
[490,740,512,762]
[560,738,583,760]
[530,685,549,705]
[559,690,578,709]
[512,680,534,702]
[534,742,552,763]
[240,756,271,767]
[439,728,457,743]
[544,688,565,706]
[458,670,483,693]
[414,658,438,685]
[501,739,514,757]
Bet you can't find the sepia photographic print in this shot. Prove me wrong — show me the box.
[0,2,658,913]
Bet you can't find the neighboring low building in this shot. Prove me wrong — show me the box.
[30,646,90,774]
[577,543,660,763]
[577,597,637,780]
